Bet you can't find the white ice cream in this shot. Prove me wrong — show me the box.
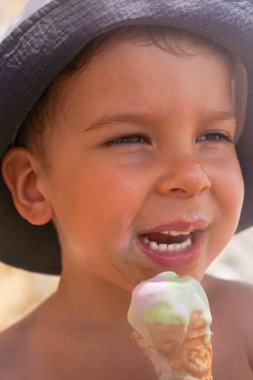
[128,272,212,346]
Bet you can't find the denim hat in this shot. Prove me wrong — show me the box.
[0,0,252,274]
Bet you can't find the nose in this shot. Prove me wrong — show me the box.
[155,158,211,198]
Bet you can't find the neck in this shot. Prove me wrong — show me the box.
[52,267,133,328]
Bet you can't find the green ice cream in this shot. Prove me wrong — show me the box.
[128,272,212,345]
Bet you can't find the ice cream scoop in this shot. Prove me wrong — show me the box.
[128,272,213,380]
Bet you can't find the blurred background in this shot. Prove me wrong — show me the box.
[0,0,252,332]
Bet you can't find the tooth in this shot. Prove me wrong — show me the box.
[158,244,168,252]
[162,231,170,235]
[142,236,149,244]
[180,241,188,250]
[174,243,183,252]
[167,244,176,252]
[166,238,192,252]
[170,230,189,236]
[149,241,158,251]
[144,236,193,253]
[169,231,181,236]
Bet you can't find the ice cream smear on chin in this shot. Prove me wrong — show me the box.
[128,272,213,380]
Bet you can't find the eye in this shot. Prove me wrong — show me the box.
[197,132,234,143]
[105,134,149,147]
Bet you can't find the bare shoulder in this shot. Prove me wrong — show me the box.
[0,317,31,378]
[0,294,65,380]
[202,274,253,327]
[202,274,253,310]
[202,274,253,374]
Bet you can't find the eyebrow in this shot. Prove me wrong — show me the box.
[199,110,236,123]
[84,109,237,132]
[85,112,155,131]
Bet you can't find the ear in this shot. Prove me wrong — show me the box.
[1,147,53,225]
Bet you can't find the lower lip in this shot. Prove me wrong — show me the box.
[136,231,205,268]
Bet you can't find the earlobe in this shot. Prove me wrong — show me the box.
[1,147,53,225]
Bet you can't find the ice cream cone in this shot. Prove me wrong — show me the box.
[128,272,213,380]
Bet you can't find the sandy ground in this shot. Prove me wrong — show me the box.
[0,0,252,331]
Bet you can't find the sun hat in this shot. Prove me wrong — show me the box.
[0,0,253,275]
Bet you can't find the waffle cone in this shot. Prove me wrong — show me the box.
[172,337,212,379]
[131,312,213,380]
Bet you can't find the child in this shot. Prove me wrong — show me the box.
[0,0,253,379]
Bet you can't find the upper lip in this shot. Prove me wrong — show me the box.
[138,219,209,235]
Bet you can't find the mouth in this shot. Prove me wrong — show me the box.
[136,220,207,268]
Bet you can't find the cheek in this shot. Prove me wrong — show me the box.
[57,164,146,246]
[217,158,244,219]
[86,169,145,234]
[210,156,244,248]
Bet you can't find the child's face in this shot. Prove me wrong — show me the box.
[37,37,244,289]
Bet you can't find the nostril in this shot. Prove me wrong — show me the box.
[170,188,185,193]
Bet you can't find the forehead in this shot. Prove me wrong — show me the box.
[53,36,234,124]
[37,34,236,163]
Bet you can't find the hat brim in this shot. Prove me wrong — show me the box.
[0,0,253,274]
